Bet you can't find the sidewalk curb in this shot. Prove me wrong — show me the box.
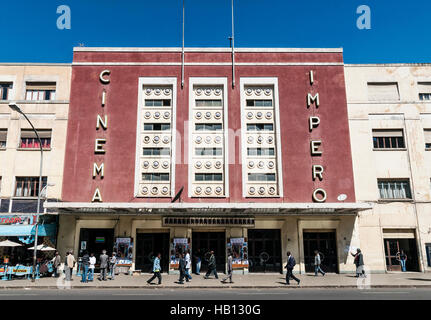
[1,285,431,290]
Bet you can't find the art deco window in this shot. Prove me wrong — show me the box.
[190,82,227,197]
[138,84,174,197]
[19,129,52,149]
[372,129,405,149]
[25,82,56,101]
[378,179,412,200]
[15,177,47,197]
[242,84,281,197]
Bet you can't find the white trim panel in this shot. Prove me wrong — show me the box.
[135,77,177,198]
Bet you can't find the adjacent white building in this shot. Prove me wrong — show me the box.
[345,63,431,272]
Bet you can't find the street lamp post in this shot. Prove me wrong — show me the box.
[9,102,43,282]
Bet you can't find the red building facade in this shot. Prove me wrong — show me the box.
[51,48,370,274]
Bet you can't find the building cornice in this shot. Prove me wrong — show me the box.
[73,47,343,53]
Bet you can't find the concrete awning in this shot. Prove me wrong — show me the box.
[44,202,373,216]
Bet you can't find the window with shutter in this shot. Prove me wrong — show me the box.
[424,129,431,150]
[368,82,400,101]
[15,177,47,197]
[372,129,405,149]
[0,83,12,100]
[418,82,431,101]
[25,82,56,101]
[0,129,7,148]
[377,179,412,200]
[19,129,52,149]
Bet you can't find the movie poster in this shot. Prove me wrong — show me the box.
[229,238,248,267]
[170,238,189,267]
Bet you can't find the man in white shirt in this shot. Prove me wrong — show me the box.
[185,250,192,281]
[88,253,96,281]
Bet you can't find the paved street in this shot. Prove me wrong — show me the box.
[0,288,429,300]
[1,272,431,289]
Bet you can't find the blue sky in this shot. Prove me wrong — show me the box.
[1,0,429,63]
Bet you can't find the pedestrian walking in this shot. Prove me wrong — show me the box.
[285,251,300,285]
[109,252,117,280]
[193,249,201,275]
[81,251,90,283]
[51,251,61,278]
[185,250,192,281]
[314,250,325,276]
[178,253,188,284]
[88,253,96,281]
[65,250,76,281]
[351,248,366,278]
[221,250,233,283]
[204,251,218,279]
[147,253,162,285]
[399,250,407,272]
[99,250,109,281]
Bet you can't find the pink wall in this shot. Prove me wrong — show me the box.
[62,50,355,203]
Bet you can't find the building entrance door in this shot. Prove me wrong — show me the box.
[192,232,225,272]
[247,229,282,273]
[79,228,114,271]
[135,233,170,273]
[303,231,338,273]
[384,238,419,272]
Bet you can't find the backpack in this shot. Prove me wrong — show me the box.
[290,257,296,267]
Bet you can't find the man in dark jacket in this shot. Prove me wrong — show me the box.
[285,251,300,285]
[178,253,188,284]
[204,251,218,279]
[81,251,90,283]
[99,250,109,281]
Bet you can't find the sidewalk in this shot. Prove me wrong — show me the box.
[1,272,431,289]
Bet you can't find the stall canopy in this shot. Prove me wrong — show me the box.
[0,240,22,247]
[0,224,56,237]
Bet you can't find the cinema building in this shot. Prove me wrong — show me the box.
[46,47,374,274]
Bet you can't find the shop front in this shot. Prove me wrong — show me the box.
[0,214,58,279]
[136,232,170,273]
[383,229,419,272]
[303,230,338,273]
[247,229,282,273]
[192,231,226,272]
[49,202,371,275]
